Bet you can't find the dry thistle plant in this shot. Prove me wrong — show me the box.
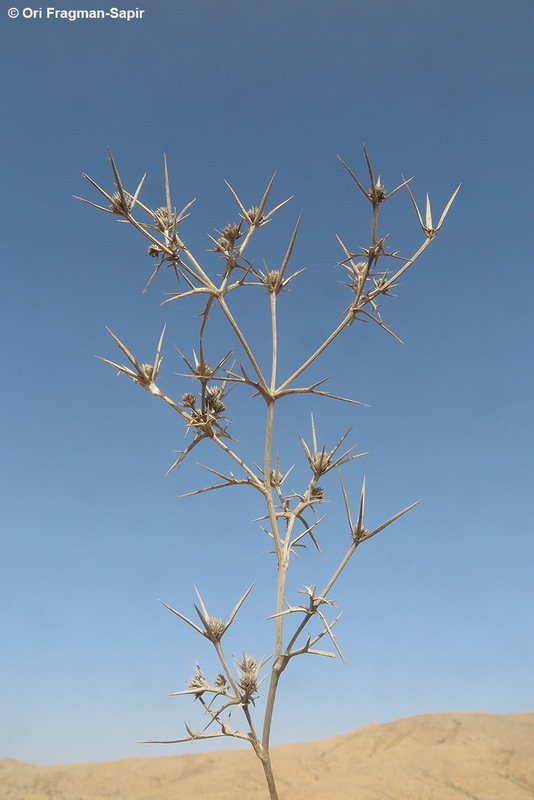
[78,148,459,800]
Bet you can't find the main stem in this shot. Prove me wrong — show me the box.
[256,292,288,800]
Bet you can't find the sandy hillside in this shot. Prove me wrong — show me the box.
[1,711,533,800]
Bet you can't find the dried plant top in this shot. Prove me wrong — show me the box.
[79,147,459,800]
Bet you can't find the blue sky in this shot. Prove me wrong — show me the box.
[1,0,533,767]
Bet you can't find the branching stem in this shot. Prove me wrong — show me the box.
[217,295,267,390]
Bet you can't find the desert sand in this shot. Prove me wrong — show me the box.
[1,711,533,799]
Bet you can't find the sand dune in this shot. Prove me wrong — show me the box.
[2,711,533,799]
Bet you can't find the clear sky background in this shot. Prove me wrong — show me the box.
[1,0,533,767]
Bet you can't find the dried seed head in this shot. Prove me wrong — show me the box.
[345,261,367,287]
[221,223,242,242]
[212,236,231,253]
[206,616,226,640]
[263,270,282,293]
[238,654,259,695]
[139,364,155,382]
[311,486,325,501]
[187,676,208,689]
[240,672,258,694]
[239,654,257,671]
[195,361,213,380]
[352,525,369,542]
[147,243,163,258]
[153,206,174,231]
[370,179,387,205]
[181,392,196,408]
[341,261,367,293]
[269,468,283,488]
[311,451,331,477]
[205,386,225,414]
[373,275,388,291]
[109,191,134,216]
[187,674,208,692]
[214,674,227,689]
[243,206,264,226]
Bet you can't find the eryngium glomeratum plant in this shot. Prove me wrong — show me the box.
[77,149,459,800]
